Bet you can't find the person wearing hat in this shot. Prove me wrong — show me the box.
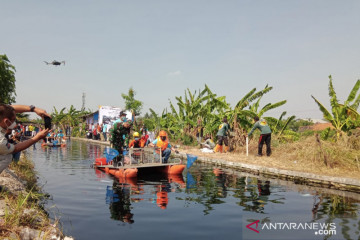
[215,117,230,153]
[128,132,143,163]
[114,111,128,124]
[248,116,272,156]
[110,120,132,165]
[129,132,142,148]
[57,129,64,138]
[56,129,66,144]
[149,130,177,163]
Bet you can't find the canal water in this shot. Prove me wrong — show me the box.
[28,140,359,240]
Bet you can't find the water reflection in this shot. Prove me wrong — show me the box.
[99,163,359,227]
[31,141,360,240]
[102,173,187,224]
[311,193,359,239]
[107,180,135,223]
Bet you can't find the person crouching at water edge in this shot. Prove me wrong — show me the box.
[214,117,230,153]
[248,116,272,157]
[149,130,177,163]
[0,104,50,174]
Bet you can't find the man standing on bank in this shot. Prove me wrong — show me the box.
[215,117,230,153]
[248,116,272,157]
[0,104,50,174]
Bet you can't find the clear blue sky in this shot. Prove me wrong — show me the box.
[2,0,360,119]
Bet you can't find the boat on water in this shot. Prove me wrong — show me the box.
[41,142,66,147]
[93,147,186,178]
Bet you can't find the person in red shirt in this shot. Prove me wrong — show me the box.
[140,131,149,147]
[96,123,101,140]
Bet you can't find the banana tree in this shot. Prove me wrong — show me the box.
[62,105,81,128]
[312,76,360,139]
[51,107,67,130]
[265,111,298,141]
[170,85,229,140]
[229,85,287,149]
[143,108,164,133]
[51,105,83,133]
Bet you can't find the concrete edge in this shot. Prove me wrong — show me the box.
[176,153,360,193]
[71,137,110,146]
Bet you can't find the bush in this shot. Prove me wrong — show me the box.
[181,134,197,146]
[320,128,336,141]
[300,130,315,137]
[71,126,85,137]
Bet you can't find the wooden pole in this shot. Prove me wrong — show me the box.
[246,137,249,157]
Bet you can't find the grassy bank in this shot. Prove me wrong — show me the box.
[183,134,360,180]
[0,155,64,239]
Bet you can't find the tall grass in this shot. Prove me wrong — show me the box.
[1,190,50,237]
[274,134,360,178]
[0,155,59,239]
[8,154,39,191]
[186,131,360,180]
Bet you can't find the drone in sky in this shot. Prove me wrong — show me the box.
[44,60,65,66]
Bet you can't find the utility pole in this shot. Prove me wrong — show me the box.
[82,92,86,111]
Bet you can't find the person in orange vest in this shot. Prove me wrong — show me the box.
[129,132,141,148]
[149,130,177,163]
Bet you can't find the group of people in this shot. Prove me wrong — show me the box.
[127,129,177,164]
[199,116,272,157]
[23,124,39,137]
[86,122,111,141]
[43,129,66,146]
[108,111,178,165]
[8,123,41,143]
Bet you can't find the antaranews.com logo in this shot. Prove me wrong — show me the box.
[245,220,336,238]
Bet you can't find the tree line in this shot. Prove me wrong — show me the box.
[1,55,359,146]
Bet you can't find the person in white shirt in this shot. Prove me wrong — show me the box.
[0,104,50,174]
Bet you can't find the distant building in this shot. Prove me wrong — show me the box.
[83,110,99,125]
[308,119,328,124]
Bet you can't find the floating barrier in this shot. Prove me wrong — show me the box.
[41,143,66,147]
[95,158,107,166]
[94,148,186,179]
[168,164,185,174]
